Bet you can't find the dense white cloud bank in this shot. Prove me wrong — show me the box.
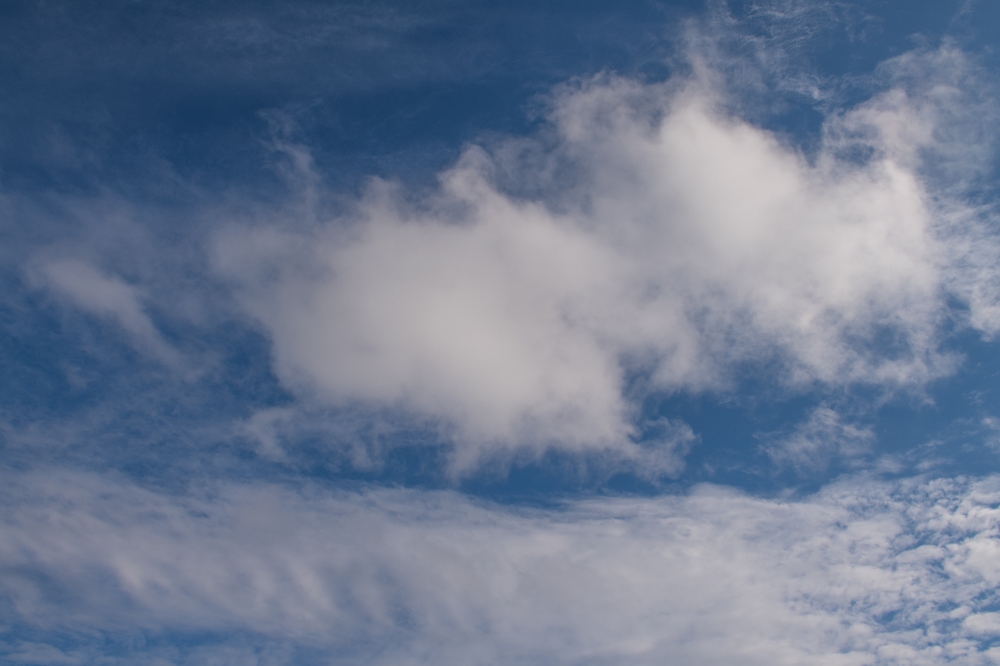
[4,470,1000,665]
[215,46,999,468]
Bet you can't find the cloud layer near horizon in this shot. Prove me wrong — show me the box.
[5,470,1000,665]
[213,45,999,470]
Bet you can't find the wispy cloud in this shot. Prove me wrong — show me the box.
[4,470,1000,664]
[762,406,874,472]
[28,258,185,369]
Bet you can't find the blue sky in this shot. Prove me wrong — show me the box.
[6,0,1000,664]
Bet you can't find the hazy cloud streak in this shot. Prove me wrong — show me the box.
[4,471,1000,664]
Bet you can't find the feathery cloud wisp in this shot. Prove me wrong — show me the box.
[5,470,1000,665]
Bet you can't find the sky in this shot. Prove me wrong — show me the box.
[6,0,1000,663]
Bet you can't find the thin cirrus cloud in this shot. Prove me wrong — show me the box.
[215,44,997,471]
[761,405,875,472]
[4,469,1000,665]
[28,257,185,370]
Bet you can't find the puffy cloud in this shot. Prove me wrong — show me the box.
[4,470,1000,664]
[216,46,997,468]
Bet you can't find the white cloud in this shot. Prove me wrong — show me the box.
[825,45,1000,337]
[4,470,1000,664]
[214,44,1000,469]
[29,258,184,369]
[763,406,875,472]
[239,406,297,461]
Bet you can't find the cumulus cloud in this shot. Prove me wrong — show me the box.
[214,43,1000,469]
[4,470,1000,664]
